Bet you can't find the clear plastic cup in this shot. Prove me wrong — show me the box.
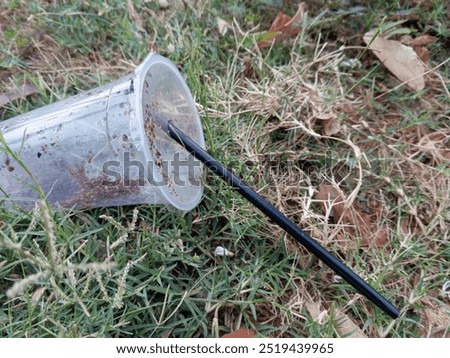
[0,53,205,211]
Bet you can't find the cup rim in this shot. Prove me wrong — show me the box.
[131,53,205,211]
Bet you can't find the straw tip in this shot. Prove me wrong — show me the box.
[148,111,170,134]
[386,304,401,319]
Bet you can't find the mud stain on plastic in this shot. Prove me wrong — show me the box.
[5,157,14,172]
[143,103,178,197]
[64,166,143,208]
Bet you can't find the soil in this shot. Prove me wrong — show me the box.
[143,102,177,196]
[63,166,144,208]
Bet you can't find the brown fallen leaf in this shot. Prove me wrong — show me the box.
[405,34,438,47]
[334,311,367,338]
[401,34,437,62]
[323,118,340,136]
[308,90,340,136]
[258,2,307,48]
[222,328,256,338]
[315,184,388,248]
[363,29,425,91]
[413,46,430,62]
[0,83,39,107]
[418,298,450,338]
[416,132,450,164]
[305,301,366,337]
[305,301,328,324]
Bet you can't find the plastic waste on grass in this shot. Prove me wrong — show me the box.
[0,52,400,319]
[0,54,205,211]
[154,116,401,320]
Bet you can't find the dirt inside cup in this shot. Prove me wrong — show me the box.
[0,54,205,211]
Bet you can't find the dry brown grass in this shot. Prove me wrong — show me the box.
[1,0,448,338]
[200,22,450,336]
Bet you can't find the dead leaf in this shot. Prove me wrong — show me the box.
[400,34,413,44]
[413,46,430,62]
[401,34,437,62]
[405,35,438,47]
[217,18,230,36]
[258,2,306,48]
[363,29,425,91]
[334,311,367,338]
[315,184,388,248]
[316,184,345,216]
[419,298,450,337]
[323,118,340,136]
[0,83,38,107]
[417,132,450,164]
[305,301,328,324]
[222,328,256,338]
[309,91,339,136]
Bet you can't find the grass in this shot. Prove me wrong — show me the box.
[0,0,449,337]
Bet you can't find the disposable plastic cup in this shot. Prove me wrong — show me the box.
[0,53,205,211]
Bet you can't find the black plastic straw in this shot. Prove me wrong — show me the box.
[154,115,400,319]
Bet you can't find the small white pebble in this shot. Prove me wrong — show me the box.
[442,281,450,297]
[339,58,361,69]
[214,246,234,257]
[157,0,169,8]
[333,275,343,283]
[167,43,175,53]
